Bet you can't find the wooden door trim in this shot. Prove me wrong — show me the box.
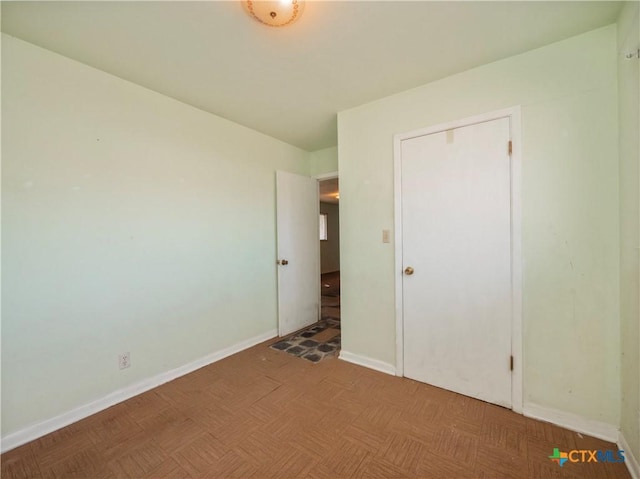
[393,106,523,413]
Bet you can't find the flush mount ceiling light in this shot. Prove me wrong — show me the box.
[242,0,305,28]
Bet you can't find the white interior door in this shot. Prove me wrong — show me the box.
[401,117,512,408]
[276,171,320,337]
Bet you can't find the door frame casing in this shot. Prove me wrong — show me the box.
[393,106,523,413]
[315,172,338,181]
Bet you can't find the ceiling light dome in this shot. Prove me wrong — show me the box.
[242,0,305,28]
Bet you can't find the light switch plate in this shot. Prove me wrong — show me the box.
[382,229,391,243]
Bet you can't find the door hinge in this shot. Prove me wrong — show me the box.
[510,355,514,371]
[508,140,513,156]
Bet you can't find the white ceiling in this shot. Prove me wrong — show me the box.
[1,1,623,151]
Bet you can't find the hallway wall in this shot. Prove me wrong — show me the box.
[320,202,340,274]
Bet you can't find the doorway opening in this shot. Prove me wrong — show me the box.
[319,177,340,324]
[271,173,341,363]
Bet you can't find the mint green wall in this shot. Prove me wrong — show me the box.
[338,26,620,427]
[618,1,640,459]
[1,35,310,437]
[310,146,338,177]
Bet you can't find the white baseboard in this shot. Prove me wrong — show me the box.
[339,350,396,376]
[523,403,618,443]
[619,431,640,479]
[1,329,277,454]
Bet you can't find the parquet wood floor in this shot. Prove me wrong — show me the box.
[1,339,630,478]
[320,271,340,321]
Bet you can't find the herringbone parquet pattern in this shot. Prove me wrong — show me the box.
[1,339,630,479]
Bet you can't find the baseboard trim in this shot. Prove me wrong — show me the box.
[619,431,640,479]
[339,350,396,376]
[1,329,277,453]
[523,403,618,443]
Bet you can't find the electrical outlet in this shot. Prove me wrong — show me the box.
[118,352,131,370]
